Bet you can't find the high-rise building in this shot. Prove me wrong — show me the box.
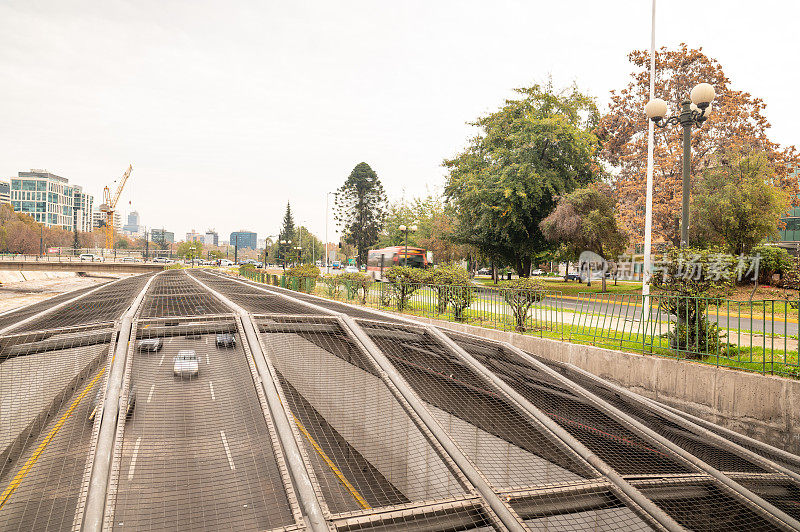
[151,228,175,244]
[230,230,257,250]
[72,185,94,233]
[10,170,75,229]
[204,229,218,246]
[123,211,141,234]
[0,181,10,204]
[92,210,122,231]
[186,230,203,243]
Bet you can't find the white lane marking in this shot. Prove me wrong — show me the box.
[128,437,142,480]
[220,431,235,470]
[209,381,215,401]
[146,384,155,403]
[206,353,210,365]
[159,353,165,366]
[204,337,208,345]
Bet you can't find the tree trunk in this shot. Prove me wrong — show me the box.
[601,271,607,292]
[564,261,569,282]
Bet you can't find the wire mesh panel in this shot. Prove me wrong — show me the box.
[13,274,152,333]
[256,315,504,530]
[0,281,108,331]
[442,329,798,531]
[108,317,299,530]
[139,271,229,318]
[0,326,113,531]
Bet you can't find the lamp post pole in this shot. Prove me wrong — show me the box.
[645,83,716,248]
[398,221,418,267]
[325,192,335,274]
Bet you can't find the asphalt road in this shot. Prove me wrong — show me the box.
[110,332,297,530]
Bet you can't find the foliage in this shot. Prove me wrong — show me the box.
[279,202,295,244]
[599,43,800,245]
[340,272,374,303]
[379,195,470,264]
[285,264,320,279]
[651,247,735,357]
[383,266,427,311]
[295,225,325,265]
[444,82,602,276]
[750,245,794,285]
[690,151,789,255]
[208,249,225,260]
[334,162,387,267]
[779,256,800,291]
[499,277,545,331]
[177,241,203,260]
[321,275,341,299]
[540,182,629,291]
[431,264,471,314]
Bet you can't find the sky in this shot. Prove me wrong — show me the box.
[1,0,798,243]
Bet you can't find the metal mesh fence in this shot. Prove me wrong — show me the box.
[107,314,300,530]
[256,315,504,530]
[139,270,229,318]
[0,281,108,331]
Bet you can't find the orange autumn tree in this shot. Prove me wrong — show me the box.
[599,44,799,245]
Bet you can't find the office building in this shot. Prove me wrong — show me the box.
[186,230,203,243]
[204,229,219,246]
[151,228,175,244]
[10,170,75,229]
[92,210,122,230]
[230,230,257,250]
[123,211,141,234]
[73,185,94,233]
[0,181,10,204]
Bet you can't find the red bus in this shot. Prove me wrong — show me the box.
[366,246,429,280]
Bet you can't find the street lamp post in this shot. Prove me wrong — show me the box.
[645,82,716,248]
[279,240,291,270]
[398,221,418,267]
[324,192,335,274]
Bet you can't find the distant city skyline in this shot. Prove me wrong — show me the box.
[1,1,797,241]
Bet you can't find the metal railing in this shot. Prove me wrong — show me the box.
[237,268,800,378]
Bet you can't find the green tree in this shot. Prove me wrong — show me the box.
[279,202,295,244]
[444,82,602,276]
[691,151,789,256]
[177,241,203,260]
[540,182,629,291]
[295,225,324,265]
[334,162,387,267]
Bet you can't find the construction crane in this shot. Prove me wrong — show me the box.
[98,164,132,249]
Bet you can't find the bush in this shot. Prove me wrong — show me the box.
[285,264,320,293]
[321,275,341,299]
[384,266,427,311]
[340,272,374,303]
[500,277,544,331]
[752,245,794,285]
[431,265,470,314]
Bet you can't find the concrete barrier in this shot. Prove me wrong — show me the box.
[393,315,800,456]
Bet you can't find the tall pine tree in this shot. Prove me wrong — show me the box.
[279,202,295,243]
[334,163,387,266]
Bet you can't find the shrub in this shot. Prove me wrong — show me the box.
[321,275,341,299]
[340,272,374,303]
[431,265,470,314]
[384,266,427,311]
[500,277,545,331]
[285,264,320,293]
[752,245,794,285]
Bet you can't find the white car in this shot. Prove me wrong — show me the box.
[219,259,233,267]
[173,350,199,378]
[531,269,545,276]
[79,253,103,262]
[343,265,359,274]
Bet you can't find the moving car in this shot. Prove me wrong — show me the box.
[477,267,492,276]
[343,265,359,274]
[531,269,545,276]
[564,273,582,281]
[219,259,234,267]
[173,350,199,378]
[88,383,136,421]
[138,338,163,352]
[215,333,236,348]
[79,253,103,262]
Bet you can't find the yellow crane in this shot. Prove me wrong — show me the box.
[99,164,132,249]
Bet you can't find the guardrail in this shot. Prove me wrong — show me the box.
[238,268,800,378]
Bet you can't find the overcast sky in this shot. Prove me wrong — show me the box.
[1,0,797,243]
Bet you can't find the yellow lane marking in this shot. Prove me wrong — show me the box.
[291,414,370,510]
[0,367,106,509]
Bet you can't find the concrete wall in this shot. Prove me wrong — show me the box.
[397,316,800,456]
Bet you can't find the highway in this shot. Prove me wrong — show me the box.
[0,268,798,531]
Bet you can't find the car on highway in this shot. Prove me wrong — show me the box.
[344,265,359,274]
[215,333,236,348]
[120,257,142,263]
[219,259,233,266]
[173,350,199,378]
[79,253,103,262]
[138,338,163,352]
[153,257,171,263]
[89,383,136,421]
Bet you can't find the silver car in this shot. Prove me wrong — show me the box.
[173,350,199,378]
[138,338,163,352]
[89,384,136,421]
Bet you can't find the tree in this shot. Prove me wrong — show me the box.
[279,202,295,244]
[295,225,324,265]
[690,151,789,255]
[599,44,800,245]
[334,162,387,267]
[444,82,602,277]
[177,241,203,260]
[540,182,629,291]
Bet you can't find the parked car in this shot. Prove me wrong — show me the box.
[343,265,359,274]
[89,383,136,421]
[153,257,169,263]
[219,259,233,267]
[531,269,545,276]
[477,267,492,275]
[216,333,236,348]
[564,273,582,281]
[138,338,163,352]
[173,350,199,378]
[79,253,103,262]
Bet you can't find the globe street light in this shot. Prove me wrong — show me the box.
[645,82,716,248]
[398,221,419,267]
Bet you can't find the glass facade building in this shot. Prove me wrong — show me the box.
[11,170,75,230]
[230,231,257,250]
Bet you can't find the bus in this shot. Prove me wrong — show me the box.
[366,246,430,280]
